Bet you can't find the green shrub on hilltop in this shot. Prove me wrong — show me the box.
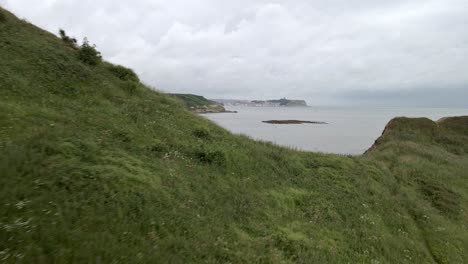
[59,29,101,65]
[78,37,101,65]
[107,64,139,82]
[58,29,78,49]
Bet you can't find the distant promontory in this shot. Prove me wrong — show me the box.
[213,98,308,107]
[169,94,237,113]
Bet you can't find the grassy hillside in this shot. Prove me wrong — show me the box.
[1,7,467,263]
[169,94,226,113]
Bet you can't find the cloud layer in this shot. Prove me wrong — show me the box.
[2,0,468,106]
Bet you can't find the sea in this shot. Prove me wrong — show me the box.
[203,106,468,155]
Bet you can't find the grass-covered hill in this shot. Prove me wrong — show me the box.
[169,94,227,113]
[1,7,467,263]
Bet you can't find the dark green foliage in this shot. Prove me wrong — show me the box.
[78,37,101,65]
[170,93,212,108]
[170,93,225,112]
[193,127,211,139]
[58,28,77,49]
[1,6,468,263]
[195,149,226,165]
[418,179,461,218]
[0,9,6,22]
[107,64,139,82]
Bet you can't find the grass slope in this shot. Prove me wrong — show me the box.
[169,94,226,112]
[1,8,467,263]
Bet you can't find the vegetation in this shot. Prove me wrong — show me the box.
[0,8,6,22]
[0,7,467,263]
[106,63,139,82]
[59,29,78,49]
[170,93,227,113]
[77,38,102,65]
[58,28,101,65]
[252,98,308,107]
[268,98,307,106]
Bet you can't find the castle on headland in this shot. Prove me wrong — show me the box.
[214,98,308,107]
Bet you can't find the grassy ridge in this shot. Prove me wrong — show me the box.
[1,7,467,263]
[169,93,226,113]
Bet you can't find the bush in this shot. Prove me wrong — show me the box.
[195,149,226,165]
[78,38,101,65]
[193,127,211,140]
[59,29,77,49]
[107,64,139,82]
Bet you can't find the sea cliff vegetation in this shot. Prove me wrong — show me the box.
[0,7,467,263]
[251,98,307,107]
[169,93,229,113]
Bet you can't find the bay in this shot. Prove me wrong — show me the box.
[203,106,468,155]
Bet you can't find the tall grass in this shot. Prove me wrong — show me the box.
[0,6,467,263]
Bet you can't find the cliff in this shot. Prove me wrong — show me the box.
[1,7,467,263]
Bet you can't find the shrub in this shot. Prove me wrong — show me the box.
[58,29,77,49]
[193,128,211,140]
[78,38,102,65]
[195,149,226,165]
[107,64,139,82]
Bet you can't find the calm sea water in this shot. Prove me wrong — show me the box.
[203,106,468,155]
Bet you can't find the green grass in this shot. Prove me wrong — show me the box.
[169,93,225,112]
[0,7,467,263]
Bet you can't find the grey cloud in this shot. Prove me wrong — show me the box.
[336,86,468,108]
[1,0,467,106]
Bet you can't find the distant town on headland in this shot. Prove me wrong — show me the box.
[212,98,308,107]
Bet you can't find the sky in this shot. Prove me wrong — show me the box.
[2,0,468,107]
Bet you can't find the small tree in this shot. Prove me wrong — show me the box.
[58,29,77,49]
[78,38,102,65]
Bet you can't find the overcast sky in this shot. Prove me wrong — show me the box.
[2,0,468,106]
